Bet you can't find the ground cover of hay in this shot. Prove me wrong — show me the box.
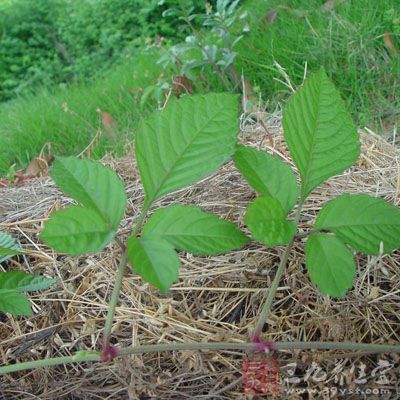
[0,116,399,399]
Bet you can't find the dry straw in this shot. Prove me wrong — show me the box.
[0,115,399,398]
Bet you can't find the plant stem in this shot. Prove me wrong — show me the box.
[252,239,296,338]
[102,251,128,345]
[3,341,400,375]
[103,202,151,345]
[253,202,304,338]
[132,201,151,237]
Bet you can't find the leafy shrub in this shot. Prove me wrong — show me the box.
[0,0,66,101]
[0,0,204,102]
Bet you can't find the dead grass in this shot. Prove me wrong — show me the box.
[0,114,399,399]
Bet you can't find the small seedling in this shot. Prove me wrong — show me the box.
[1,71,399,378]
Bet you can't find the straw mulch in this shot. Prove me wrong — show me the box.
[0,115,399,399]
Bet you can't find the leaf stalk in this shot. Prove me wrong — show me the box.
[102,202,151,346]
[252,201,304,338]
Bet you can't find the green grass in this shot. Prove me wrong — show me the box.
[238,0,400,131]
[0,50,164,175]
[0,0,399,176]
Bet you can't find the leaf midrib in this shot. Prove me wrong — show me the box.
[320,222,399,229]
[148,102,230,203]
[300,76,323,199]
[153,231,240,240]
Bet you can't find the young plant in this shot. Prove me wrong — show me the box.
[234,68,400,337]
[1,74,400,377]
[38,92,248,353]
[0,230,55,316]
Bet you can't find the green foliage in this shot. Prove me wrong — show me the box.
[0,0,65,101]
[136,93,239,204]
[305,233,355,298]
[238,0,400,130]
[0,230,23,262]
[283,69,360,200]
[233,144,298,214]
[40,206,116,255]
[50,157,126,229]
[0,51,162,176]
[0,232,55,316]
[236,69,400,297]
[0,270,55,292]
[126,236,180,293]
[41,157,126,255]
[315,194,400,256]
[245,196,296,247]
[41,94,246,292]
[155,0,248,93]
[0,271,55,316]
[0,0,187,102]
[0,291,32,316]
[143,205,248,255]
[39,75,400,298]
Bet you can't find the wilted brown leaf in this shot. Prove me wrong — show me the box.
[25,158,48,178]
[100,110,116,138]
[266,9,278,24]
[384,32,400,56]
[321,0,346,11]
[172,75,193,97]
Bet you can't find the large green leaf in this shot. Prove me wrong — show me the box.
[283,69,360,199]
[142,205,249,255]
[40,206,115,255]
[50,157,127,230]
[305,233,355,297]
[127,236,180,292]
[136,93,239,204]
[315,194,400,255]
[233,144,298,214]
[245,195,296,246]
[0,230,22,263]
[0,271,55,292]
[0,290,32,316]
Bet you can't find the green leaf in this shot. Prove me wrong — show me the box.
[0,230,22,263]
[136,93,239,204]
[315,194,400,255]
[0,290,32,316]
[283,69,360,199]
[233,144,298,214]
[142,205,249,255]
[127,236,180,292]
[50,157,127,230]
[40,206,115,255]
[305,233,355,297]
[42,157,126,255]
[0,271,55,292]
[245,195,296,246]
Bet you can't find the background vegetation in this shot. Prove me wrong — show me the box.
[0,0,209,101]
[0,0,398,176]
